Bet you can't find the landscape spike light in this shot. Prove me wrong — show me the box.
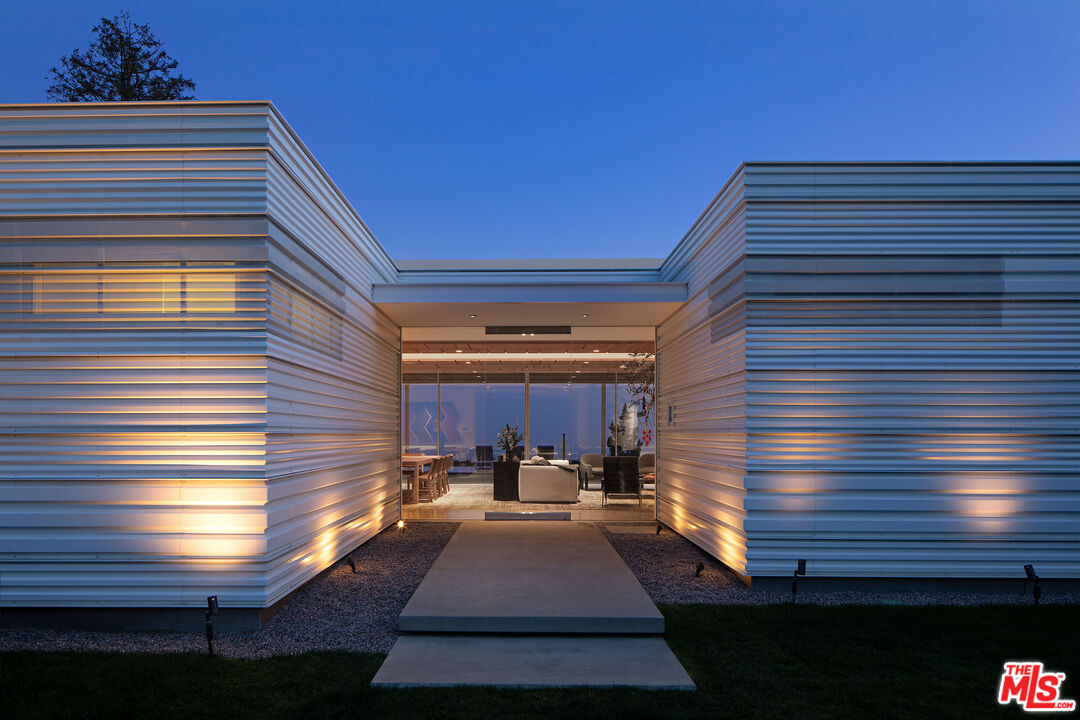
[695,562,705,577]
[792,559,807,603]
[397,519,406,533]
[345,556,356,573]
[1024,564,1041,607]
[205,595,218,656]
[656,522,663,535]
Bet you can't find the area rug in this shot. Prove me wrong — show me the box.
[421,483,655,512]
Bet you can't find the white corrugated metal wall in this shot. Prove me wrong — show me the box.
[0,103,401,610]
[655,171,751,575]
[660,163,1080,579]
[260,112,400,605]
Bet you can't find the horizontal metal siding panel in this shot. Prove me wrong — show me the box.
[0,221,272,606]
[741,164,1080,578]
[660,167,746,284]
[261,112,401,604]
[0,103,272,150]
[266,113,396,285]
[0,104,277,607]
[0,105,272,217]
[742,163,1080,201]
[262,222,400,605]
[657,189,749,575]
[0,104,406,610]
[0,149,267,216]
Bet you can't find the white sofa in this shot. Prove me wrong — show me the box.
[518,463,579,503]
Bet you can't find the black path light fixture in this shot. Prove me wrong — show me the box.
[204,595,218,656]
[345,556,357,573]
[792,559,807,603]
[694,562,705,577]
[1024,564,1041,607]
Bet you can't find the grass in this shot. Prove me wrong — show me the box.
[2,604,1076,719]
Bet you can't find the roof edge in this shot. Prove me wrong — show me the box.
[396,258,665,272]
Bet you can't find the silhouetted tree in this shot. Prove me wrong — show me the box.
[47,11,195,101]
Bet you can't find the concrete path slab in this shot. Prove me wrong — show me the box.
[398,521,664,634]
[371,635,695,690]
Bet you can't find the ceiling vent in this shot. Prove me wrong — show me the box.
[485,326,572,335]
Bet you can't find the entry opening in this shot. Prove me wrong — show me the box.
[400,328,657,521]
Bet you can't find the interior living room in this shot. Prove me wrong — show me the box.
[399,326,657,521]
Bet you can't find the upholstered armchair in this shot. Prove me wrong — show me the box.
[578,453,604,489]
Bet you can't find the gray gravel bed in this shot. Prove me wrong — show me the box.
[599,523,1079,607]
[0,521,459,658]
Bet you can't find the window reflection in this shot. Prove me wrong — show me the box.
[401,372,654,479]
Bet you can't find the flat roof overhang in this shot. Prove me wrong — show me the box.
[372,281,687,326]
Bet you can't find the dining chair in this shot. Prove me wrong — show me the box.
[417,457,439,503]
[438,454,454,496]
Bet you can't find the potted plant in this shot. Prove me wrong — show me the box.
[496,423,524,462]
[493,423,525,501]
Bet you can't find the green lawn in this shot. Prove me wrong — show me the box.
[2,604,1076,719]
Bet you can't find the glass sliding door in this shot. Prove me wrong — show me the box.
[483,381,526,464]
[437,383,483,475]
[569,382,604,460]
[528,381,606,461]
[403,363,653,479]
[528,383,570,459]
[402,383,438,454]
[403,376,526,478]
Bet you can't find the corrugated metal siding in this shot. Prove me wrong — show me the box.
[262,253,400,605]
[661,163,1080,580]
[0,104,276,606]
[0,103,401,609]
[0,257,271,606]
[260,117,400,606]
[265,111,396,287]
[655,180,750,574]
[740,164,1080,578]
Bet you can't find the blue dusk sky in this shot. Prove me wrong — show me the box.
[1,1,1077,260]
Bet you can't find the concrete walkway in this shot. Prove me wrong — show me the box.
[372,521,695,690]
[398,520,664,634]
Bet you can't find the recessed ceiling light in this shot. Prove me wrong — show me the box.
[468,314,477,318]
[581,314,589,318]
[593,349,600,353]
[584,361,589,364]
[465,361,471,364]
[455,349,463,353]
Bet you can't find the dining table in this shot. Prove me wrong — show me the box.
[401,454,440,504]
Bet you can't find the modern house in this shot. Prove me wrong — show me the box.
[1,102,1077,629]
